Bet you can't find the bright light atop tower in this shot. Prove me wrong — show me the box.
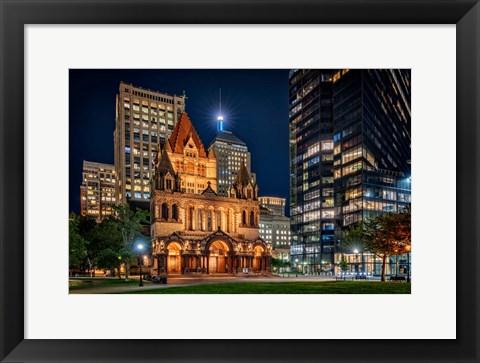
[217,115,224,121]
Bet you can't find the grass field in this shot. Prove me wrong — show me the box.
[69,278,143,290]
[123,281,411,294]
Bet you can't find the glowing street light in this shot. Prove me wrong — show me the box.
[134,241,145,287]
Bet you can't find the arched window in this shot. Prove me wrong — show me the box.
[250,211,255,226]
[242,210,247,225]
[172,204,178,220]
[197,209,203,231]
[216,211,222,230]
[207,210,212,231]
[161,203,168,220]
[188,207,194,230]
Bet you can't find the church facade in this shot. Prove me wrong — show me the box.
[150,113,272,275]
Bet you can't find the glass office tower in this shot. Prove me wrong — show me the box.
[289,69,411,275]
[332,69,411,275]
[289,69,335,274]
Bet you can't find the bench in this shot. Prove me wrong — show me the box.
[389,276,406,282]
[152,276,168,284]
[335,275,355,281]
[355,275,367,280]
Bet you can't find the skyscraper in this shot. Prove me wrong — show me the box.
[289,69,411,275]
[80,161,116,221]
[332,69,411,275]
[289,69,336,274]
[114,82,186,206]
[208,114,252,197]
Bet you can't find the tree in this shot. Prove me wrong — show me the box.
[69,213,87,275]
[88,216,124,278]
[343,221,366,254]
[111,204,150,281]
[363,208,411,282]
[338,256,349,272]
[343,206,411,282]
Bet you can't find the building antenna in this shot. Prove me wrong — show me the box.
[217,88,224,132]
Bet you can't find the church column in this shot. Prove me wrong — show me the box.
[192,207,196,231]
[206,254,210,274]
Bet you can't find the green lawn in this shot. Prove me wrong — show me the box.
[69,278,145,290]
[123,281,411,294]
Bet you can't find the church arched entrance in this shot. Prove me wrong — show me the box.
[253,245,265,272]
[167,242,182,274]
[208,240,229,273]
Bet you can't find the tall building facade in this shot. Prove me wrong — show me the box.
[150,112,271,275]
[208,119,252,197]
[259,197,291,261]
[80,161,116,221]
[332,69,411,275]
[289,69,336,273]
[289,69,411,275]
[258,196,286,217]
[114,82,186,206]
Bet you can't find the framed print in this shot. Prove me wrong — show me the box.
[1,0,479,362]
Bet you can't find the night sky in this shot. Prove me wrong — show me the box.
[69,69,290,215]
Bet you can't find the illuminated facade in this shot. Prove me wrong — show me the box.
[150,112,272,275]
[289,69,411,275]
[80,161,116,221]
[114,82,186,206]
[258,196,286,217]
[259,203,291,261]
[289,69,336,274]
[332,69,411,275]
[208,127,252,197]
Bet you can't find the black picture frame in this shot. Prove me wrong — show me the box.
[1,1,478,362]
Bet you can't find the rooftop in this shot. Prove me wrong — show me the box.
[210,130,246,147]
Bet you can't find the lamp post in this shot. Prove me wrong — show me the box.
[135,242,145,287]
[353,249,359,275]
[405,244,411,282]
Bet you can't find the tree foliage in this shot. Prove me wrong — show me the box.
[111,204,150,280]
[344,206,411,282]
[68,205,148,278]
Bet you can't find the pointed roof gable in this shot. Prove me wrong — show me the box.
[157,145,175,176]
[234,161,251,186]
[169,112,208,158]
[201,181,217,196]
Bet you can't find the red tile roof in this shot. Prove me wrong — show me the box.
[168,112,208,158]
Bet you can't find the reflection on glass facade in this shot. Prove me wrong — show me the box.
[289,70,335,273]
[289,69,411,275]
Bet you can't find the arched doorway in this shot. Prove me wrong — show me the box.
[253,245,265,272]
[167,242,182,274]
[208,240,229,273]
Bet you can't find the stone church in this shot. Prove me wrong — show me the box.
[150,112,272,275]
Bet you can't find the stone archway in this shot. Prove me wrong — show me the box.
[167,242,182,274]
[208,240,230,273]
[253,245,265,272]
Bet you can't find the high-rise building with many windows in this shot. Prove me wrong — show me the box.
[289,69,336,273]
[208,117,252,197]
[114,82,186,206]
[258,196,287,217]
[259,197,291,261]
[332,69,411,275]
[80,161,116,221]
[289,69,411,275]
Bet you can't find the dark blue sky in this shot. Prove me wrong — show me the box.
[69,69,290,215]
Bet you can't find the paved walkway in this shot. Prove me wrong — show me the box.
[69,275,340,294]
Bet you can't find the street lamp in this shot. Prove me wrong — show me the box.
[405,244,411,282]
[353,249,359,275]
[135,242,145,287]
